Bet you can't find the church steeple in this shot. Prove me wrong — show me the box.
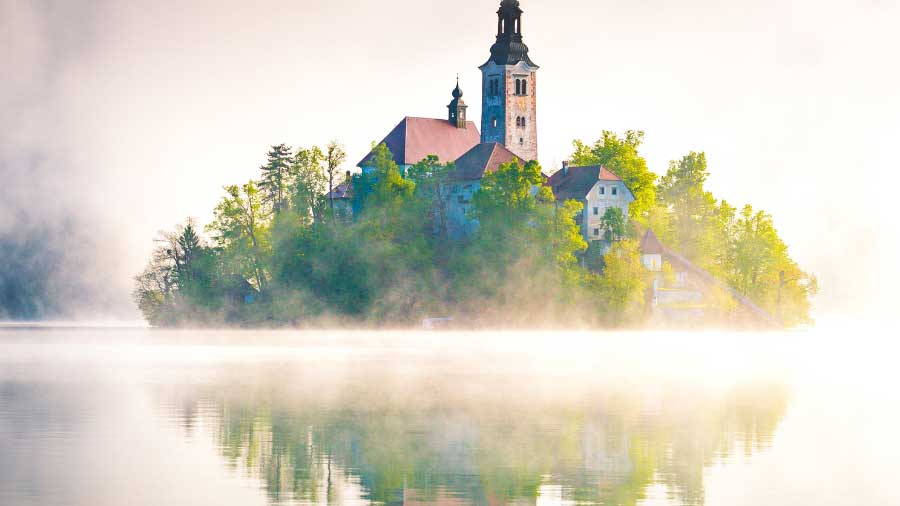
[447,77,468,129]
[480,0,539,162]
[487,0,537,67]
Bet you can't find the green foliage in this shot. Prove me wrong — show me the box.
[587,240,649,325]
[209,182,271,292]
[407,155,454,239]
[290,146,327,222]
[600,206,627,242]
[257,144,294,212]
[447,160,590,324]
[134,136,815,328]
[655,151,816,325]
[325,140,348,216]
[571,131,658,224]
[132,220,225,326]
[657,152,726,269]
[728,205,818,326]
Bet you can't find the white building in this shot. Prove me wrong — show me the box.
[546,164,635,246]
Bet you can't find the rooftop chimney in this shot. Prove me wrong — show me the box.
[562,160,569,176]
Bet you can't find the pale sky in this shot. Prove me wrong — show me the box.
[2,0,898,319]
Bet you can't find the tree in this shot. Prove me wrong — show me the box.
[599,207,627,242]
[657,152,726,270]
[325,141,348,216]
[258,144,294,213]
[407,155,453,238]
[291,146,327,222]
[728,205,817,326]
[132,219,222,326]
[473,159,546,219]
[571,131,658,224]
[209,182,271,292]
[588,240,648,325]
[133,242,178,326]
[360,143,417,238]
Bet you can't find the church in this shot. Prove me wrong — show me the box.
[357,0,635,241]
[359,0,539,171]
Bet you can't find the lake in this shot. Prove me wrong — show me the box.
[0,325,897,506]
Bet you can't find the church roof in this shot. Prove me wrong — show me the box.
[640,229,665,255]
[358,117,480,167]
[546,165,624,202]
[448,143,522,181]
[325,183,352,200]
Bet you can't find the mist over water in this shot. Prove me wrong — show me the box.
[2,326,899,506]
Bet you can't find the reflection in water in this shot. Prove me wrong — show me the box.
[2,329,813,506]
[163,364,788,506]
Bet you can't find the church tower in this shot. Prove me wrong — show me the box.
[448,78,468,129]
[480,0,539,162]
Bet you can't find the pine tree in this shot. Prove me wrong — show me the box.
[258,144,294,213]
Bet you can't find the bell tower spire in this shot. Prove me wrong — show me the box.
[480,0,539,162]
[447,76,468,129]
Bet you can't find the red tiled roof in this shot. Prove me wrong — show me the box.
[545,165,625,201]
[358,117,481,167]
[447,143,522,181]
[640,229,665,255]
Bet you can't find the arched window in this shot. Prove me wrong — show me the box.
[522,80,528,95]
[515,117,521,127]
[515,79,521,95]
[515,19,519,34]
[521,116,526,127]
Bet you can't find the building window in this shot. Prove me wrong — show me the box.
[515,117,521,127]
[612,187,618,196]
[593,207,599,215]
[521,116,526,127]
[594,228,600,236]
[519,138,524,145]
[491,117,498,128]
[515,79,521,95]
[599,187,605,195]
[522,80,528,95]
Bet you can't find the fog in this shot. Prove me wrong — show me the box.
[2,0,898,321]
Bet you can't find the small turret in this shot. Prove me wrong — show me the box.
[448,77,468,129]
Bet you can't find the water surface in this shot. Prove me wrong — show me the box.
[0,327,896,505]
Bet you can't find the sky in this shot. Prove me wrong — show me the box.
[1,0,898,320]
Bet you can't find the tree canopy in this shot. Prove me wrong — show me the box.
[134,135,816,328]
